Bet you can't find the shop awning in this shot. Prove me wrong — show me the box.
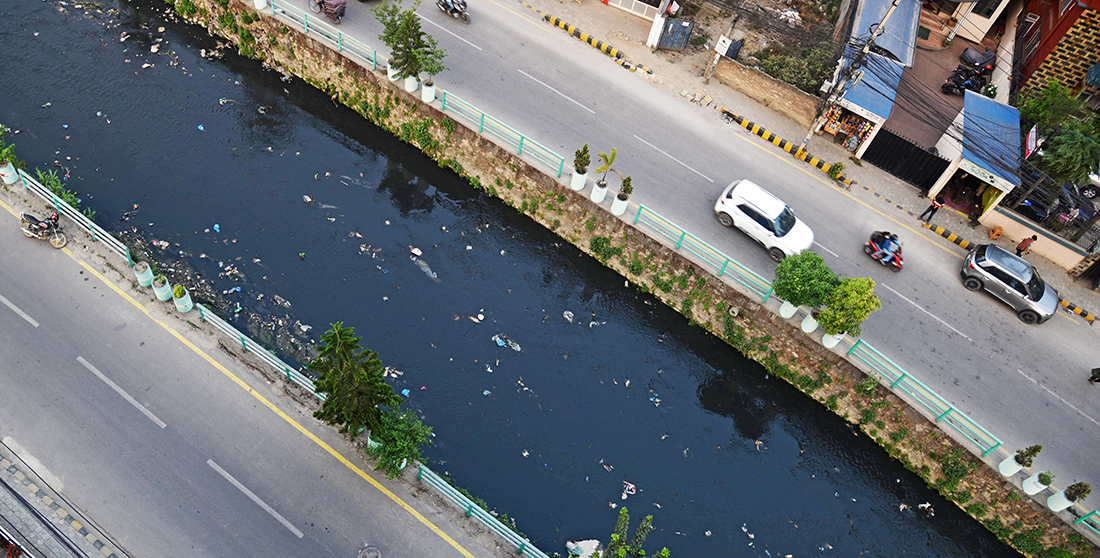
[839,51,904,121]
[849,0,921,67]
[962,90,1021,189]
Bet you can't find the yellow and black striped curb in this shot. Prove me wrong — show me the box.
[721,109,855,186]
[542,15,654,74]
[1,458,120,558]
[1059,299,1096,323]
[922,222,974,250]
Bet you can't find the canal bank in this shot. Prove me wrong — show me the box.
[150,0,1100,554]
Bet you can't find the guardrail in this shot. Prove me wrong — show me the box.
[1075,511,1100,537]
[847,339,1002,456]
[439,91,565,178]
[270,0,380,70]
[417,464,550,558]
[634,204,772,299]
[16,169,134,267]
[195,303,320,398]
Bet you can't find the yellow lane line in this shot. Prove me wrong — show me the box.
[69,259,478,558]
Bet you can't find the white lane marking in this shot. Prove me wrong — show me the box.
[0,293,39,327]
[207,460,304,538]
[633,135,714,183]
[517,69,595,114]
[1016,369,1100,428]
[879,283,972,342]
[77,356,167,429]
[417,15,483,50]
[813,242,838,258]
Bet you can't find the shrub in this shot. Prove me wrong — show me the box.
[818,277,881,337]
[1014,444,1042,467]
[367,408,432,478]
[772,250,838,308]
[752,38,840,94]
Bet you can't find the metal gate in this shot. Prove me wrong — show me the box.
[658,18,695,51]
[861,129,950,191]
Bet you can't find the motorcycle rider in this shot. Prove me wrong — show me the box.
[872,233,900,265]
[442,0,457,15]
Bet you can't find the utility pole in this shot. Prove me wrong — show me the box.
[796,0,902,156]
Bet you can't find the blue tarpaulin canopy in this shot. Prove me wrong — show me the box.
[849,0,921,67]
[839,50,904,120]
[962,90,1021,188]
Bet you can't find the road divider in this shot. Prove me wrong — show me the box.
[1058,299,1096,324]
[922,222,974,250]
[721,109,855,186]
[542,15,653,74]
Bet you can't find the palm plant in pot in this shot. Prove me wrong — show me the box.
[366,407,433,478]
[571,143,590,191]
[999,444,1041,477]
[1048,482,1091,512]
[1023,470,1053,495]
[771,250,838,331]
[591,147,618,204]
[817,277,880,348]
[374,0,445,92]
[611,176,633,216]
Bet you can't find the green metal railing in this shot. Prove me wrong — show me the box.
[195,303,321,398]
[270,0,379,70]
[633,204,771,299]
[1074,510,1099,536]
[16,169,133,267]
[418,464,549,558]
[847,339,1002,456]
[440,91,565,178]
[631,204,1006,457]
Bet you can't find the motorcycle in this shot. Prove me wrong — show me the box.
[864,231,903,272]
[309,0,346,23]
[941,64,992,96]
[437,0,470,23]
[20,212,68,249]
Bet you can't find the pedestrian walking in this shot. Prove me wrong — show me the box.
[1016,235,1037,257]
[1090,368,1100,384]
[919,195,946,223]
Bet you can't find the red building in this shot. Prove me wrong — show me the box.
[1013,0,1100,103]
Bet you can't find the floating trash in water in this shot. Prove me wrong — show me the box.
[482,390,491,396]
[522,449,529,457]
[620,481,636,500]
[303,195,313,204]
[401,389,410,396]
[491,333,521,352]
[485,364,493,373]
[196,124,204,131]
[212,223,220,232]
[562,310,574,323]
[410,246,423,256]
[412,257,439,282]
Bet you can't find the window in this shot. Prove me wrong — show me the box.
[737,205,774,232]
[1023,27,1042,61]
[974,0,999,19]
[1060,0,1073,15]
[1019,12,1039,39]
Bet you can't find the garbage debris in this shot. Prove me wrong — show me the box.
[620,481,636,500]
[410,246,423,256]
[412,257,440,282]
[522,449,529,457]
[401,389,410,396]
[483,390,491,396]
[562,310,574,323]
[212,224,220,232]
[491,333,521,352]
[303,195,313,204]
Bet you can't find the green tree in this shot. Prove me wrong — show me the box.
[367,408,432,478]
[772,250,838,308]
[603,507,669,558]
[604,506,631,557]
[308,322,402,436]
[1019,79,1089,134]
[1037,120,1100,185]
[817,277,881,337]
[627,514,653,557]
[374,0,446,81]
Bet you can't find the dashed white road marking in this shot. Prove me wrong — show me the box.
[517,69,595,114]
[880,283,972,342]
[633,135,714,183]
[0,293,39,327]
[78,356,167,429]
[208,459,304,538]
[1016,369,1100,428]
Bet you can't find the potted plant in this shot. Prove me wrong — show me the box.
[999,445,1041,477]
[591,147,618,204]
[1023,470,1053,495]
[611,176,633,216]
[417,44,448,103]
[0,141,18,185]
[374,0,445,93]
[152,274,173,302]
[571,143,590,191]
[817,277,880,348]
[172,284,193,313]
[133,261,154,287]
[1049,482,1091,512]
[771,250,838,332]
[366,408,433,478]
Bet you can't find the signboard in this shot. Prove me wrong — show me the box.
[1024,124,1038,159]
[715,35,731,54]
[959,158,1013,193]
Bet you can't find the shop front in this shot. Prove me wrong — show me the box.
[820,102,881,154]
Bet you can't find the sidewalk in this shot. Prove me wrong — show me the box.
[521,0,1100,316]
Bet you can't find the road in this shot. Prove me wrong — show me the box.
[0,208,497,557]
[294,0,1099,486]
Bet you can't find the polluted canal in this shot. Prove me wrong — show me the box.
[0,1,1017,557]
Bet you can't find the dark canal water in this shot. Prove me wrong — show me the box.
[0,1,1017,556]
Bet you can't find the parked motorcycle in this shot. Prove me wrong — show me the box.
[437,0,470,23]
[941,63,992,96]
[309,0,346,23]
[864,231,902,271]
[20,212,67,249]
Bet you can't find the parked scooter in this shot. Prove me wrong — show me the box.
[309,0,346,23]
[20,212,67,249]
[437,0,470,23]
[864,231,903,271]
[942,64,992,96]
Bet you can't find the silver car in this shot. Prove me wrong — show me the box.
[960,244,1060,324]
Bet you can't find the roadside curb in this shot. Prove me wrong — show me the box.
[1059,299,1096,324]
[922,222,974,250]
[720,109,856,186]
[541,15,654,74]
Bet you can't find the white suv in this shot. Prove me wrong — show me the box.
[714,179,814,261]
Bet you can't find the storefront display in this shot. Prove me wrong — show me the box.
[819,104,875,152]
